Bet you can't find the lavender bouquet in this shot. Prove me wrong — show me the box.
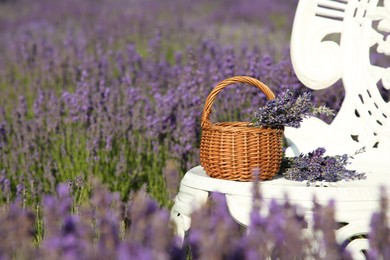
[251,89,333,128]
[281,147,366,185]
[251,90,365,184]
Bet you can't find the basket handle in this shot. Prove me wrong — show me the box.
[201,76,275,127]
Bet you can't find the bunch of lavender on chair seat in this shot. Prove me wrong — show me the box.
[281,147,366,184]
[251,89,334,128]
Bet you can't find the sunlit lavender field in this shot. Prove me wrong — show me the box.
[0,0,389,258]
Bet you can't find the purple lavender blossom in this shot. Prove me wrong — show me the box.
[367,188,390,260]
[311,200,353,259]
[282,147,366,183]
[252,89,334,128]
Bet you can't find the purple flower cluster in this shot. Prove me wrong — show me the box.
[0,180,182,259]
[368,188,390,259]
[0,180,388,259]
[282,147,366,183]
[252,89,334,128]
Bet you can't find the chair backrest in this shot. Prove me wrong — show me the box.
[290,0,390,153]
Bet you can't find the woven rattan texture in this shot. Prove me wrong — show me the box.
[200,76,284,181]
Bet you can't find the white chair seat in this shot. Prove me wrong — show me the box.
[171,166,389,259]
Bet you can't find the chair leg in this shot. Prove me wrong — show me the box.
[170,184,209,243]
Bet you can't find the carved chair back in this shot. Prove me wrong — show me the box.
[289,0,390,155]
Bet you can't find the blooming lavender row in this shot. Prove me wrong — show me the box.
[0,180,389,259]
[0,0,309,205]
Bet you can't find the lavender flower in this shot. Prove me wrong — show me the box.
[187,192,243,259]
[368,188,390,260]
[251,89,334,128]
[281,147,366,183]
[311,200,353,259]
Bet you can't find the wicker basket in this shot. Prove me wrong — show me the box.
[200,76,284,181]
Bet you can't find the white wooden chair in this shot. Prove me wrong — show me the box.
[171,0,390,259]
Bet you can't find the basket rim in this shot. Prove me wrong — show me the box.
[203,121,284,130]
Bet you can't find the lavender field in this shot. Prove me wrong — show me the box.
[0,0,389,258]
